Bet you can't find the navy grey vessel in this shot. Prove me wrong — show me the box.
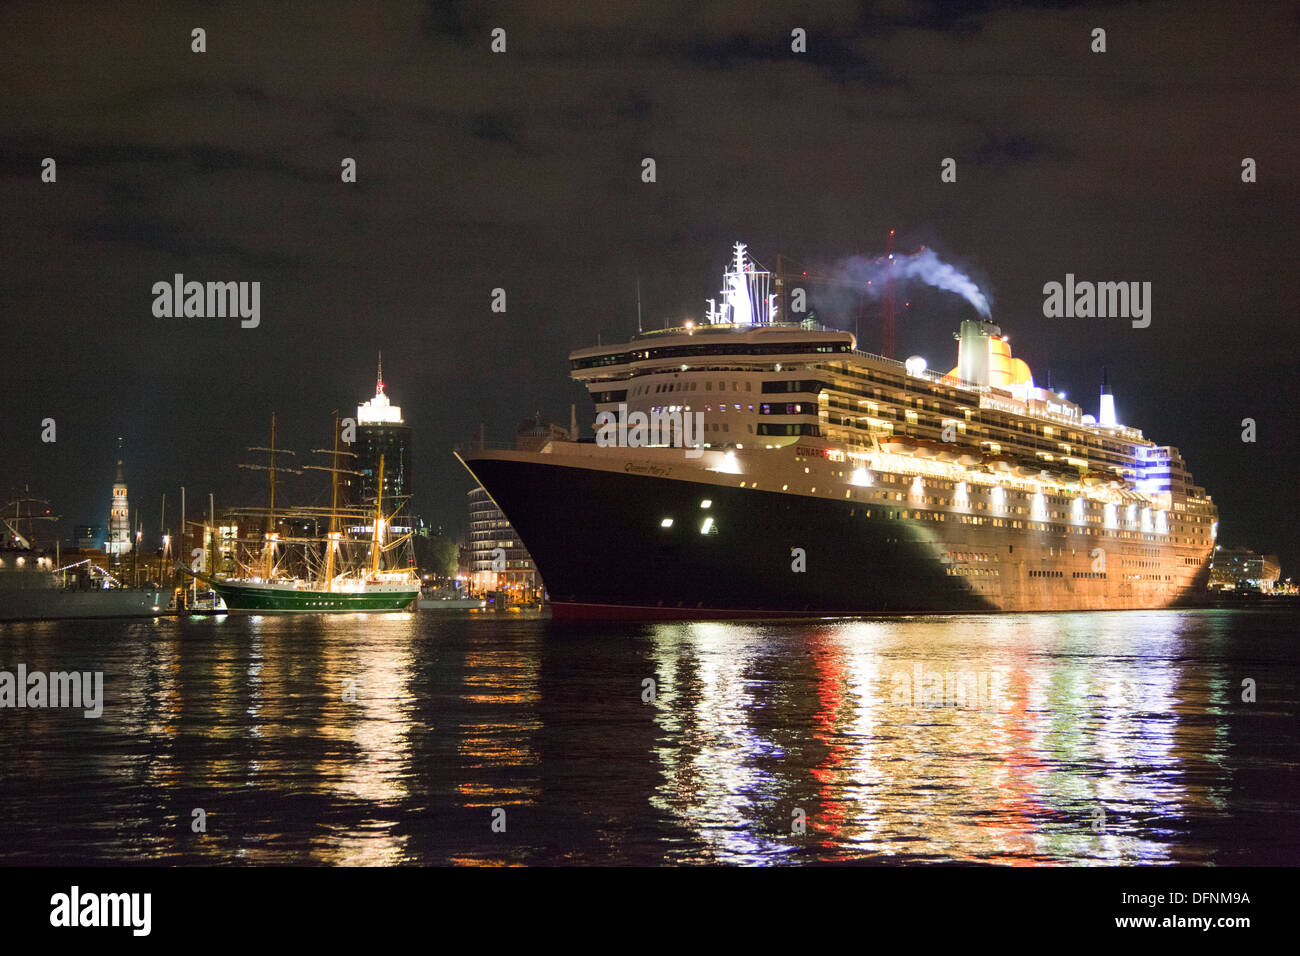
[1,496,164,621]
[0,554,163,621]
[458,244,1217,621]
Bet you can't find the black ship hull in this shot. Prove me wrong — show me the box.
[463,454,997,621]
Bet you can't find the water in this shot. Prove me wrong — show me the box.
[0,609,1296,865]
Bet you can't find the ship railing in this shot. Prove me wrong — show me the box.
[454,440,553,455]
[633,320,826,340]
[456,438,600,458]
[848,349,987,391]
[850,348,907,369]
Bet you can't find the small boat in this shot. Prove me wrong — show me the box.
[417,593,487,611]
[187,589,226,615]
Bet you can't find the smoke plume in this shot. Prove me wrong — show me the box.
[834,248,991,317]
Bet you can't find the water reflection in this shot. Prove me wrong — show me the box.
[0,609,1291,864]
[643,612,1244,864]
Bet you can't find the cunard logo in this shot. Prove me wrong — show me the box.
[596,403,704,459]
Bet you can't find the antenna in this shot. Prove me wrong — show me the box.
[775,253,783,320]
[636,279,642,334]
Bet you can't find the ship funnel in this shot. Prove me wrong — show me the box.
[955,318,1000,386]
[1099,366,1117,426]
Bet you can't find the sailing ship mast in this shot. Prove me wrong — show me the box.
[302,413,362,591]
[237,414,300,580]
[327,419,341,586]
[2,494,58,550]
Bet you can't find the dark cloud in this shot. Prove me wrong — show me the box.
[1,0,1296,573]
[969,131,1055,166]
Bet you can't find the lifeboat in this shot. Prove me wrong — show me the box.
[881,437,918,454]
[1014,464,1040,479]
[936,447,961,463]
[957,453,982,467]
[984,454,1014,473]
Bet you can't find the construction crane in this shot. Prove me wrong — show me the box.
[883,228,896,359]
[773,231,914,356]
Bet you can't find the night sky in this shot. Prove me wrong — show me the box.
[2,1,1296,573]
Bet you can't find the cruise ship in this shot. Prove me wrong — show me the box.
[458,244,1217,621]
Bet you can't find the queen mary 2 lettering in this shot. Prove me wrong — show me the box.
[456,243,1217,621]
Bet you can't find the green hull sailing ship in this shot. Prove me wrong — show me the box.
[195,415,419,614]
[201,575,418,613]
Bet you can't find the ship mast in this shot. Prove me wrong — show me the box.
[265,417,277,579]
[1,494,58,550]
[326,414,340,587]
[302,415,363,591]
[237,414,300,580]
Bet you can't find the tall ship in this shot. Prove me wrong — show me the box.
[194,416,420,613]
[458,243,1218,620]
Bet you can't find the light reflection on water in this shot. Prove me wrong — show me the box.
[0,609,1294,865]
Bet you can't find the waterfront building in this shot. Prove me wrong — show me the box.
[71,525,104,549]
[355,355,412,527]
[1208,547,1282,592]
[464,418,567,602]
